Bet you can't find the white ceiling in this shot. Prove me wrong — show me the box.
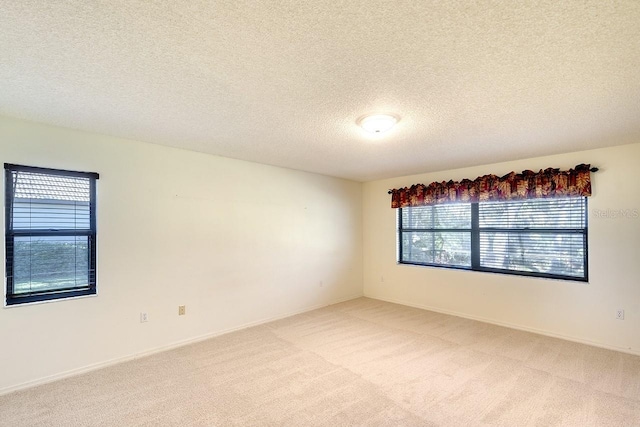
[1,1,639,182]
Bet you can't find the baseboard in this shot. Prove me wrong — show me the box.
[366,295,640,357]
[0,293,363,396]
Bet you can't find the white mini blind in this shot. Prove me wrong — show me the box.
[10,170,91,231]
[478,198,587,278]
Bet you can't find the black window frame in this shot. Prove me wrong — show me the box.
[4,163,99,306]
[398,197,588,282]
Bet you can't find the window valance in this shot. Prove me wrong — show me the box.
[390,164,593,208]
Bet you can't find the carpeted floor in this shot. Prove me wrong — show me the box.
[2,297,640,426]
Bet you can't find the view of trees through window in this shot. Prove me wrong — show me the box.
[479,198,586,278]
[400,204,471,267]
[399,197,587,280]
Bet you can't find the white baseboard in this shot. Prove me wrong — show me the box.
[0,293,363,396]
[366,295,640,357]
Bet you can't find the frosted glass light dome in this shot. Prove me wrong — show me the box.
[359,114,398,133]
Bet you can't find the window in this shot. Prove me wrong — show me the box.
[4,164,99,305]
[399,203,472,267]
[398,197,588,281]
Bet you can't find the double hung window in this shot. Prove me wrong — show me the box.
[5,164,99,305]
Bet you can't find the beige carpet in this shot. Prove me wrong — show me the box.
[2,297,640,426]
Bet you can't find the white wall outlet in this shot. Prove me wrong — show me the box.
[319,281,323,287]
[616,309,624,320]
[140,312,149,323]
[178,305,186,316]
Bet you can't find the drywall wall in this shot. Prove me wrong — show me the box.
[0,115,363,393]
[363,142,640,353]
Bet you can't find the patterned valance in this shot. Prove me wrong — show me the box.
[390,164,592,208]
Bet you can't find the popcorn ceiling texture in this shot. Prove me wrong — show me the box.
[1,1,639,181]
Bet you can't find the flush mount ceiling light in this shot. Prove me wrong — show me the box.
[358,114,399,134]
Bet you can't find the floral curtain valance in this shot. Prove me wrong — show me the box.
[390,164,593,209]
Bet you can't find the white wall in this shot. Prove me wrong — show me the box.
[364,143,640,353]
[2,113,638,394]
[0,116,363,393]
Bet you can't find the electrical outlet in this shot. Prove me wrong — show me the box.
[178,305,186,316]
[616,309,624,320]
[140,312,149,323]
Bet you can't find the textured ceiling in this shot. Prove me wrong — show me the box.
[1,1,640,182]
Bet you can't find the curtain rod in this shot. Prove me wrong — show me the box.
[387,167,599,194]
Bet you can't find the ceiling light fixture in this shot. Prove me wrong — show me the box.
[358,114,399,134]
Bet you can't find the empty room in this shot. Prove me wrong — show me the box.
[1,1,639,426]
